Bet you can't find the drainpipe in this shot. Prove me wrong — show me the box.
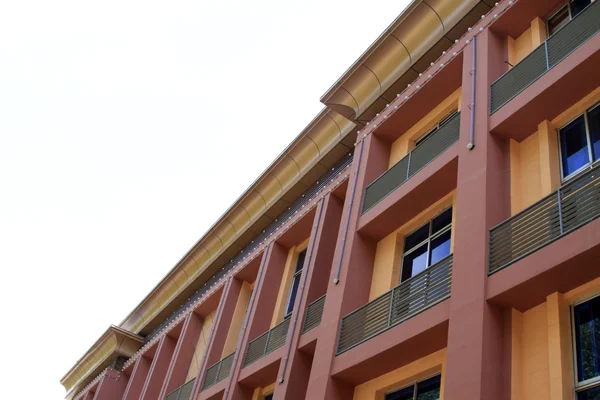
[278,198,325,383]
[468,36,476,150]
[333,140,364,284]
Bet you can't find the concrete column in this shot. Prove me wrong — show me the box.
[189,277,240,399]
[92,369,128,400]
[82,389,96,400]
[443,29,512,400]
[274,194,344,400]
[159,312,202,398]
[225,243,288,400]
[304,135,385,400]
[122,355,152,400]
[140,335,177,400]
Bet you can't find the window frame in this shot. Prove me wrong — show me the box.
[571,293,600,396]
[546,0,592,37]
[414,109,458,148]
[399,207,452,283]
[557,102,600,182]
[384,373,442,400]
[284,248,307,318]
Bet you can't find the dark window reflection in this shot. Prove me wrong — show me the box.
[386,375,441,400]
[560,115,589,176]
[575,296,600,382]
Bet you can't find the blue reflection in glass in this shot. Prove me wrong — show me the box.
[561,115,589,176]
[430,230,451,265]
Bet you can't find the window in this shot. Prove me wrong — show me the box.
[263,394,273,400]
[559,104,600,178]
[574,295,600,398]
[547,0,591,35]
[401,208,452,283]
[414,110,458,148]
[385,374,441,400]
[285,249,306,317]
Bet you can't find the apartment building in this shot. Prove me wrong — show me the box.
[61,0,600,398]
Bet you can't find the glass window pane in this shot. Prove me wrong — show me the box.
[578,385,600,399]
[548,5,570,35]
[402,244,428,282]
[588,106,600,161]
[560,115,590,176]
[416,375,441,400]
[430,230,451,265]
[295,249,307,273]
[285,274,301,315]
[575,296,600,382]
[385,385,414,400]
[432,208,452,235]
[571,0,591,17]
[405,224,429,252]
[264,394,274,400]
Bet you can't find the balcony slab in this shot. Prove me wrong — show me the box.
[490,32,600,141]
[358,145,458,240]
[488,217,600,311]
[330,300,449,385]
[237,346,283,388]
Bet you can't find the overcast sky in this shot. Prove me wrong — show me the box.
[0,1,410,397]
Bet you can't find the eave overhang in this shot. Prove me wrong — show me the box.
[321,0,483,121]
[60,325,143,397]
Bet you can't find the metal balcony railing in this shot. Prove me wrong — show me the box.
[144,152,353,344]
[490,0,600,114]
[164,378,195,400]
[243,317,290,367]
[200,352,235,391]
[336,255,453,354]
[362,113,461,213]
[302,295,326,334]
[489,163,600,274]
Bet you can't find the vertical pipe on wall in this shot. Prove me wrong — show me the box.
[468,36,477,150]
[333,141,363,284]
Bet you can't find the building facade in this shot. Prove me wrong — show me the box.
[61,0,600,398]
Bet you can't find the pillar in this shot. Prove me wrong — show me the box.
[443,29,512,400]
[122,356,152,400]
[139,335,177,400]
[91,369,128,400]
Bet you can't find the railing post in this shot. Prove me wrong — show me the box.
[263,329,272,357]
[544,40,550,70]
[387,288,395,328]
[557,189,564,234]
[406,151,412,179]
[214,361,222,387]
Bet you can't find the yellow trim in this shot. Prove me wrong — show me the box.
[271,238,310,327]
[352,349,446,400]
[368,191,455,300]
[552,86,600,128]
[186,311,216,382]
[389,88,462,167]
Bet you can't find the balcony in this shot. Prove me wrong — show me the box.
[489,163,600,274]
[490,0,600,115]
[165,378,195,400]
[302,295,326,334]
[361,113,461,214]
[200,353,235,391]
[242,318,290,368]
[336,255,453,354]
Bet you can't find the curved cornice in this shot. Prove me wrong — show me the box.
[118,108,355,334]
[321,0,479,120]
[60,325,143,397]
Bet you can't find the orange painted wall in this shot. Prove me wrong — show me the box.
[352,349,446,400]
[185,311,215,381]
[368,192,455,301]
[221,281,254,357]
[388,89,462,167]
[507,17,546,66]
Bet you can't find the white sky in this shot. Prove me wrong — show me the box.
[0,1,410,397]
